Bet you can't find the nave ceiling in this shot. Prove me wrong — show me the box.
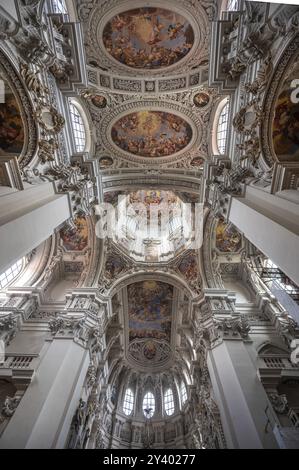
[0,0,243,375]
[1,0,299,450]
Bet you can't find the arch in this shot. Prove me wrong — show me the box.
[257,342,290,357]
[107,270,197,300]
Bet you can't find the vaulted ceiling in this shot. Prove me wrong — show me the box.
[74,0,220,371]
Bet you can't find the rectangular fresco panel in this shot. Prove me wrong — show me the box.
[127,281,173,343]
[0,81,24,156]
[60,216,88,251]
[216,220,242,253]
[273,57,299,161]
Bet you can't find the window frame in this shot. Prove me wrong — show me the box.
[216,100,230,155]
[123,388,134,416]
[143,391,155,419]
[180,381,188,406]
[164,388,175,416]
[69,101,88,153]
[0,259,24,290]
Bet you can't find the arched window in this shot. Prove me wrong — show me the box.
[164,388,175,416]
[69,102,87,152]
[180,381,188,405]
[0,259,24,289]
[227,0,239,11]
[143,392,155,419]
[123,388,134,416]
[216,101,230,154]
[52,0,68,14]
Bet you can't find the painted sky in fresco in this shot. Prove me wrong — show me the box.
[127,281,173,343]
[111,111,192,158]
[60,217,88,251]
[103,7,194,69]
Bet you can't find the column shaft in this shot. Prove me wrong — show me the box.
[0,338,89,449]
[229,186,299,285]
[207,340,279,449]
[0,183,71,273]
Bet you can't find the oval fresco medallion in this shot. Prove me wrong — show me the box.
[193,92,210,108]
[190,156,204,167]
[102,7,194,69]
[91,95,107,109]
[99,156,113,169]
[111,110,193,158]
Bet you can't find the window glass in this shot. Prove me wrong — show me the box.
[217,102,229,154]
[123,388,134,416]
[0,259,24,289]
[143,392,155,419]
[180,381,188,405]
[164,388,175,416]
[69,102,86,152]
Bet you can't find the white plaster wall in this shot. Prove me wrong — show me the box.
[0,339,89,449]
[6,331,48,355]
[0,184,71,273]
[45,278,77,302]
[230,192,299,285]
[223,279,252,303]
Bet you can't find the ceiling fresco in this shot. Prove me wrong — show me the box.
[127,280,173,346]
[111,110,192,158]
[104,190,181,205]
[102,8,194,70]
[128,190,180,216]
[104,253,127,280]
[273,56,299,162]
[60,216,88,251]
[215,220,242,253]
[177,252,199,282]
[0,79,24,156]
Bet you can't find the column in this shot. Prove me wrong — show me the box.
[0,183,71,273]
[0,337,89,449]
[229,185,299,285]
[207,339,279,449]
